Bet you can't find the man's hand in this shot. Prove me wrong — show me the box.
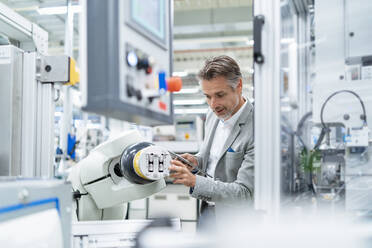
[180,153,198,171]
[169,159,196,187]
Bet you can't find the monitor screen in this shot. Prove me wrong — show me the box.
[130,0,166,45]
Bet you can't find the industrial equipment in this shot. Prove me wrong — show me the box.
[80,0,180,125]
[311,0,372,211]
[0,45,79,178]
[175,116,204,142]
[0,179,72,248]
[67,130,174,221]
[0,1,80,179]
[254,0,372,214]
[0,4,80,248]
[71,219,181,248]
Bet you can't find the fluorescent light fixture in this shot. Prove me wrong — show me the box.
[174,108,209,115]
[246,39,254,46]
[174,36,253,45]
[172,71,188,77]
[280,38,295,44]
[173,87,200,94]
[37,5,81,15]
[173,99,206,105]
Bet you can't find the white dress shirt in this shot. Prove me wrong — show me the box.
[207,99,247,177]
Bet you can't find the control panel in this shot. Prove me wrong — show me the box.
[81,0,179,125]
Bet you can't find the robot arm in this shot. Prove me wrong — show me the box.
[67,130,172,221]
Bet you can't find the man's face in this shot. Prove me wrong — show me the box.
[201,76,242,120]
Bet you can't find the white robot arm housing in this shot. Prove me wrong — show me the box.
[67,130,172,221]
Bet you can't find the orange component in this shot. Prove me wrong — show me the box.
[158,101,167,110]
[166,76,182,92]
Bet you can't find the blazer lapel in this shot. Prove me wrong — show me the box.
[215,123,241,165]
[215,101,253,167]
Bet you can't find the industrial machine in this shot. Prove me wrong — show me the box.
[0,3,80,248]
[0,44,79,178]
[70,0,181,222]
[80,0,180,126]
[71,219,181,247]
[1,0,179,247]
[175,116,204,142]
[68,130,173,221]
[254,0,372,214]
[0,179,72,248]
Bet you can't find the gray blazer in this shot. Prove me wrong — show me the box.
[191,101,254,210]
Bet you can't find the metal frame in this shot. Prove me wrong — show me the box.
[38,81,55,177]
[21,52,37,177]
[253,0,281,215]
[0,46,23,176]
[0,2,48,54]
[0,2,54,178]
[297,12,312,118]
[59,0,75,170]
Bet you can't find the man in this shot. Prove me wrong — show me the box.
[169,55,254,225]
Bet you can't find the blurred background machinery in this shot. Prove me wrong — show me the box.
[255,0,372,215]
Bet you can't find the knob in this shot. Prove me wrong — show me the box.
[127,84,135,97]
[137,58,150,71]
[166,77,182,92]
[135,89,143,101]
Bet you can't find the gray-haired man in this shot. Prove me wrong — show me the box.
[169,55,254,226]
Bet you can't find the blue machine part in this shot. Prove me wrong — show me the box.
[158,71,167,94]
[67,133,76,160]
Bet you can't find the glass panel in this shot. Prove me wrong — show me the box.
[279,0,372,215]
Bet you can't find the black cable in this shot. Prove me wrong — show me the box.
[320,90,367,130]
[73,190,88,221]
[317,90,367,149]
[297,111,313,135]
[295,111,313,151]
[75,199,79,221]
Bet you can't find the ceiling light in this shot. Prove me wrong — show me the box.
[172,71,188,77]
[280,38,295,44]
[173,99,205,105]
[174,108,209,115]
[37,5,81,15]
[246,40,254,46]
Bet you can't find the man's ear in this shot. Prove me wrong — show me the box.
[237,78,243,94]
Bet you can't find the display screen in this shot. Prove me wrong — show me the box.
[130,0,166,44]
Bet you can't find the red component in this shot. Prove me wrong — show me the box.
[146,66,152,74]
[166,76,182,92]
[158,101,167,111]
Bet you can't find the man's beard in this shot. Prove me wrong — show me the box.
[218,96,240,121]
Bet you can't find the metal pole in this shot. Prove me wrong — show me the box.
[253,0,282,216]
[59,0,74,173]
